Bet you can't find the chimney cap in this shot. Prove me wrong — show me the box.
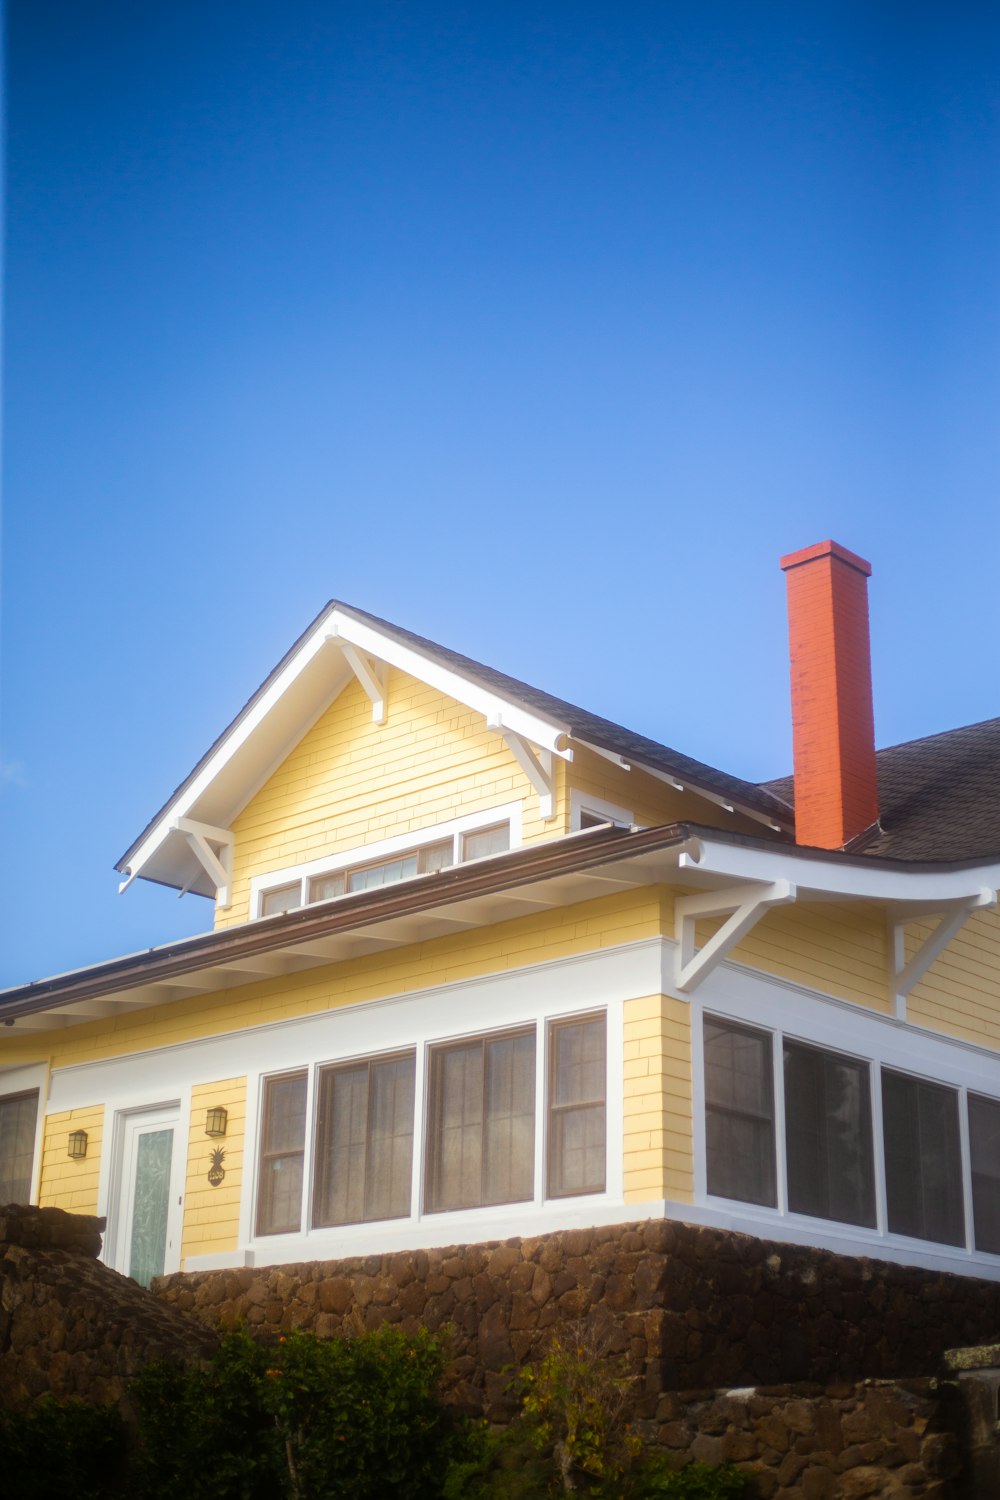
[780,539,872,577]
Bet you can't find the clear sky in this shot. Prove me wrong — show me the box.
[2,1,999,988]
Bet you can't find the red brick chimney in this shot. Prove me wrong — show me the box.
[780,540,879,849]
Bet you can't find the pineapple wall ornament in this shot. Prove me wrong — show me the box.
[208,1146,226,1186]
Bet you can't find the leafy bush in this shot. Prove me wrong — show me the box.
[130,1324,453,1500]
[0,1397,127,1500]
[448,1328,752,1499]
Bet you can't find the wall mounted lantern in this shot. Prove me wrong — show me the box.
[205,1106,229,1138]
[67,1130,88,1160]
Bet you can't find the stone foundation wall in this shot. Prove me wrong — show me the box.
[652,1380,960,1499]
[0,1204,217,1409]
[155,1219,1000,1417]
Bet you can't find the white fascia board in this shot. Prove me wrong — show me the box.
[122,611,341,884]
[329,611,573,759]
[681,834,1000,906]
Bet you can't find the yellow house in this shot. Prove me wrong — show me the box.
[3,540,1000,1287]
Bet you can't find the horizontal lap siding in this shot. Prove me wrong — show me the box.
[696,900,890,1013]
[38,1105,104,1214]
[905,907,1000,1049]
[623,994,693,1204]
[217,670,570,927]
[181,1078,247,1264]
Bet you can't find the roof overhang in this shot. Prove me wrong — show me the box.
[9,823,1000,1035]
[116,603,580,899]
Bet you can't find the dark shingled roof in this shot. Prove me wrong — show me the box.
[342,604,793,825]
[763,716,1000,863]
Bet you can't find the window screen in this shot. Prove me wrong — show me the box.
[969,1092,1000,1255]
[882,1069,964,1246]
[704,1018,777,1207]
[426,1030,535,1211]
[313,1053,415,1226]
[0,1091,39,1204]
[784,1041,875,1227]
[256,1071,307,1235]
[548,1015,606,1197]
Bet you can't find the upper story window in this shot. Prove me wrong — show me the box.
[255,810,514,919]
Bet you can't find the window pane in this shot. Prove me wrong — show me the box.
[418,840,455,874]
[313,1055,415,1226]
[257,1072,307,1236]
[462,824,510,861]
[969,1093,1000,1254]
[365,1057,415,1221]
[308,872,346,903]
[427,1030,535,1211]
[261,883,302,916]
[483,1033,535,1204]
[348,855,419,892]
[703,1019,776,1207]
[882,1070,964,1245]
[784,1041,875,1227]
[427,1042,484,1211]
[315,1065,369,1226]
[0,1091,39,1203]
[549,1016,606,1198]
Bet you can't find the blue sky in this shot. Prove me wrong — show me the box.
[2,1,999,987]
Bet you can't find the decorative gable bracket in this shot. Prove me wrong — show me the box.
[674,880,797,993]
[172,818,235,909]
[889,888,996,1020]
[326,629,388,723]
[487,714,564,820]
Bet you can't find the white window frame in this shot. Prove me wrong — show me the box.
[569,789,633,832]
[250,802,523,919]
[0,1063,47,1205]
[692,989,1000,1265]
[242,999,620,1258]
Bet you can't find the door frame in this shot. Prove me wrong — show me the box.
[104,1100,186,1280]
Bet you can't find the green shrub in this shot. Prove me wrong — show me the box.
[130,1324,453,1500]
[0,1397,127,1500]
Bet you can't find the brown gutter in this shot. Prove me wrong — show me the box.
[2,824,693,1021]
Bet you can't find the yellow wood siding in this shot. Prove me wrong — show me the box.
[181,1078,247,1265]
[623,994,693,1203]
[37,1105,104,1215]
[218,669,571,927]
[693,899,891,1014]
[904,906,1000,1051]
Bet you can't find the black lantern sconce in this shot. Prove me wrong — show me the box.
[205,1106,229,1138]
[67,1129,88,1160]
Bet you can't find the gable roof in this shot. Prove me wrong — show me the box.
[116,600,793,896]
[764,716,1000,863]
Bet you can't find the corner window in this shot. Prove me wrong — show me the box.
[425,1029,536,1212]
[313,1053,415,1227]
[256,1071,307,1236]
[882,1070,964,1246]
[548,1015,606,1197]
[784,1041,875,1228]
[704,1018,777,1207]
[0,1090,39,1203]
